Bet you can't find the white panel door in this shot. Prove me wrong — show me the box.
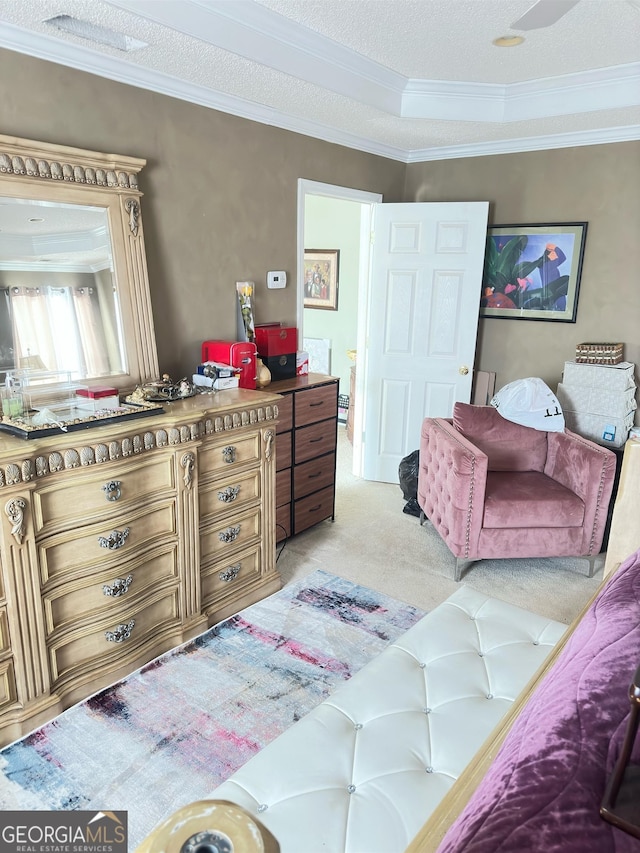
[361,202,489,483]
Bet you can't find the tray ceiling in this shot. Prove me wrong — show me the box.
[0,0,639,161]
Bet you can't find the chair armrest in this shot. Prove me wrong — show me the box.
[545,430,617,554]
[417,418,488,559]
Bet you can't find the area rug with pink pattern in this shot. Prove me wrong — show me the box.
[0,569,424,848]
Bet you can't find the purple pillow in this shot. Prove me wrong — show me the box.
[453,402,548,472]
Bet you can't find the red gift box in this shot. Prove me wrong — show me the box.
[255,324,298,358]
[76,385,119,399]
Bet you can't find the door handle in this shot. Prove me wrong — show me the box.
[459,365,469,375]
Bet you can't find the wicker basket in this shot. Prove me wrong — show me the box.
[575,342,623,364]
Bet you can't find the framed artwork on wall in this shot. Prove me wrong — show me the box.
[480,222,588,322]
[303,249,340,310]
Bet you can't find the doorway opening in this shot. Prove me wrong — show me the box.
[297,179,381,478]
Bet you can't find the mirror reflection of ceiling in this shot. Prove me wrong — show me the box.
[0,198,112,272]
[0,0,638,160]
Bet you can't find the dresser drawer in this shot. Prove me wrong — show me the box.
[198,433,260,478]
[200,507,261,562]
[39,499,177,584]
[275,392,293,433]
[275,431,292,471]
[276,468,291,508]
[43,545,179,636]
[48,587,181,687]
[294,383,337,427]
[294,485,335,534]
[199,469,261,521]
[294,452,336,500]
[294,420,337,464]
[201,545,261,611]
[32,454,175,534]
[0,658,16,711]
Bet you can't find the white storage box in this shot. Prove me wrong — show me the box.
[556,383,637,419]
[562,360,636,391]
[192,373,239,391]
[564,410,635,448]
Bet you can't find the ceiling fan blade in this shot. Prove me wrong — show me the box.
[511,0,581,30]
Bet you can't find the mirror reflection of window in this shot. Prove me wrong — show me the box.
[0,197,127,381]
[0,288,14,371]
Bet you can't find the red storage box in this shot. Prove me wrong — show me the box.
[201,341,256,390]
[76,385,118,399]
[255,324,298,358]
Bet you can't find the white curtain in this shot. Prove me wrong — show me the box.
[10,285,101,378]
[72,287,111,376]
[10,286,61,372]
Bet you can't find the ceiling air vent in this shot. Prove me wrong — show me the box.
[44,15,148,52]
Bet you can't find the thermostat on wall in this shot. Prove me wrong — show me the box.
[267,271,287,289]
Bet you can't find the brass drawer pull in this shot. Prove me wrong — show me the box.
[98,527,130,550]
[102,480,122,501]
[105,620,135,643]
[222,446,237,464]
[103,574,133,598]
[218,524,240,543]
[219,563,241,582]
[218,485,240,503]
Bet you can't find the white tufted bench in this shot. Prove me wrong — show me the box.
[204,586,566,853]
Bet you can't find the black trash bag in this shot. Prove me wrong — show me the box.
[399,449,419,500]
[403,497,422,518]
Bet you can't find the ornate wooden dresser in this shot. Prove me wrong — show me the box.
[0,389,281,746]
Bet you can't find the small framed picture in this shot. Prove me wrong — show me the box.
[303,249,339,310]
[481,222,588,322]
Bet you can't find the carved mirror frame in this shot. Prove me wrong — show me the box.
[0,133,159,392]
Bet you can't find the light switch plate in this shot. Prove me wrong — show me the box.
[267,270,287,289]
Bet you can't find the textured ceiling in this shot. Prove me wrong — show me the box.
[0,0,639,161]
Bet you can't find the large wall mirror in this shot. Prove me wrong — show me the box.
[0,134,159,393]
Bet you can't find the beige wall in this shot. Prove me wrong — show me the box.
[404,144,640,395]
[1,48,637,404]
[0,49,404,379]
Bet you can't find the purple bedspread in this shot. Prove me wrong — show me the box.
[437,549,640,853]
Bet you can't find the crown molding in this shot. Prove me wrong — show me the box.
[503,62,640,122]
[402,62,640,122]
[1,18,639,164]
[405,124,640,163]
[0,23,411,161]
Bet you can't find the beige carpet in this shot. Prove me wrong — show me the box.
[276,425,604,625]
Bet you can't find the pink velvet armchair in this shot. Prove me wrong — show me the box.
[417,403,617,582]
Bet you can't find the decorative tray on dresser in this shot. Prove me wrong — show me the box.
[0,388,282,747]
